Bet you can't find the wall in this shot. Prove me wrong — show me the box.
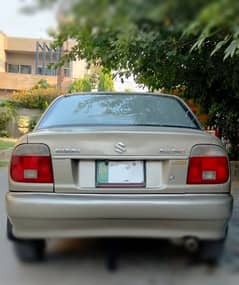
[0,32,7,72]
[7,108,42,138]
[0,72,71,91]
[71,59,88,79]
[6,52,35,72]
[7,36,51,53]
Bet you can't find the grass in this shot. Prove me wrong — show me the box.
[0,161,8,167]
[0,138,15,167]
[0,138,16,151]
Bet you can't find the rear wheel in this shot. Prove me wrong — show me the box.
[13,240,46,262]
[7,219,46,262]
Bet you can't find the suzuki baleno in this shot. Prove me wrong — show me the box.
[6,93,232,262]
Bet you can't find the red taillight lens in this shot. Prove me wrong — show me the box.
[187,156,229,184]
[10,144,53,183]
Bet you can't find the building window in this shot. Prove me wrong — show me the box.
[8,64,19,73]
[8,64,32,74]
[20,65,32,74]
[63,62,71,77]
[64,68,70,77]
[36,66,57,76]
[37,66,43,75]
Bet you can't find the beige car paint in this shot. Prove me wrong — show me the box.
[6,93,232,240]
[9,126,229,194]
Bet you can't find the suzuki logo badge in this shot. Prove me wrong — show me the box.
[114,142,126,153]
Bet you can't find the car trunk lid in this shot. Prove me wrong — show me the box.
[27,126,227,194]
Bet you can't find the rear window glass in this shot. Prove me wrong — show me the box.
[38,94,200,129]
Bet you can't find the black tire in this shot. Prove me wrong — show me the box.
[7,218,46,262]
[104,239,120,271]
[199,238,226,265]
[13,240,46,262]
[7,218,19,241]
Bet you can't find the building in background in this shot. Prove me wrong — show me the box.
[0,31,88,96]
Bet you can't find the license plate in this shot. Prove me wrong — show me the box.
[96,161,145,187]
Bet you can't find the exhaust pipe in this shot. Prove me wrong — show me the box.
[184,237,199,253]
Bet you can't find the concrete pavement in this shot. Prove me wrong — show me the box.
[0,148,12,161]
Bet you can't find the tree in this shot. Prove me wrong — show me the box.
[32,79,51,90]
[31,0,239,159]
[186,0,239,60]
[68,76,92,93]
[98,69,114,92]
[68,68,114,93]
[30,1,239,87]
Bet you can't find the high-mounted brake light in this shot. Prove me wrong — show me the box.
[10,144,53,183]
[187,145,229,184]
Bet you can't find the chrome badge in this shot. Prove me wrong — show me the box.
[54,148,81,154]
[114,142,126,154]
[159,148,186,155]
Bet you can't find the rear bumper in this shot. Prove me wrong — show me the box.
[6,192,233,240]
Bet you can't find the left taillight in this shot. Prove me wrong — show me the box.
[10,144,53,183]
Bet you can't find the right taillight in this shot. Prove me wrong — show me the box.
[10,144,53,183]
[187,145,229,184]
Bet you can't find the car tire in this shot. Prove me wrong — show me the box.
[7,218,16,241]
[13,240,46,262]
[199,238,226,265]
[7,219,46,262]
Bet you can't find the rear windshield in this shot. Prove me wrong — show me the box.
[38,94,200,129]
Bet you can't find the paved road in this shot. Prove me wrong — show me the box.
[0,166,239,285]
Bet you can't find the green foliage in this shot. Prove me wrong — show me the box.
[97,70,114,92]
[186,0,239,60]
[32,79,51,90]
[0,139,16,150]
[124,88,133,92]
[31,0,239,61]
[207,98,239,160]
[68,69,114,93]
[68,77,92,93]
[0,161,8,167]
[31,0,212,91]
[12,87,63,110]
[0,110,10,137]
[28,118,38,131]
[31,0,239,159]
[0,102,17,137]
[11,79,62,110]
